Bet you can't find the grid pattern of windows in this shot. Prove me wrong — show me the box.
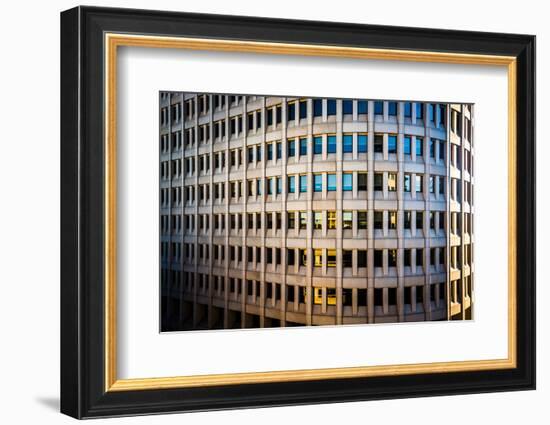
[160,93,473,331]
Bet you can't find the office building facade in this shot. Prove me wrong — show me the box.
[159,92,474,331]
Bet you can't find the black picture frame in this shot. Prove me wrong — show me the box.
[60,5,536,419]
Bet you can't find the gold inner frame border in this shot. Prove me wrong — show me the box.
[104,33,517,392]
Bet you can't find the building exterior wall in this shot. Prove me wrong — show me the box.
[159,93,474,331]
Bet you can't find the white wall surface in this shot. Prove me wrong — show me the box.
[0,0,545,424]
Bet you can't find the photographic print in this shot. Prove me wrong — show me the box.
[159,93,474,332]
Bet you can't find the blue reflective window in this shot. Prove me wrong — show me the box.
[343,134,353,153]
[358,134,368,153]
[404,136,412,155]
[357,100,368,114]
[313,136,323,154]
[287,102,296,121]
[288,176,295,193]
[388,135,397,154]
[313,99,323,117]
[276,142,282,159]
[343,100,353,115]
[314,174,323,192]
[342,173,353,191]
[374,101,384,115]
[299,101,307,119]
[327,174,337,191]
[404,102,412,117]
[299,138,308,156]
[416,103,424,119]
[287,139,295,157]
[327,99,337,116]
[277,177,282,194]
[388,102,397,116]
[416,137,424,156]
[327,135,337,154]
[299,175,307,193]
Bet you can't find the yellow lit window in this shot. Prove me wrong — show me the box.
[327,211,337,229]
[327,249,337,267]
[313,211,323,230]
[314,249,323,267]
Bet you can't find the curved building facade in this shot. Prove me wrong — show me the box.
[160,92,474,331]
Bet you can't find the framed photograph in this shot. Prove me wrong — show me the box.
[60,5,536,419]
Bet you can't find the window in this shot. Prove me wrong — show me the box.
[288,176,295,193]
[404,102,412,117]
[430,212,435,229]
[388,173,397,191]
[358,211,367,229]
[428,104,435,122]
[256,145,262,162]
[247,147,254,164]
[429,175,435,193]
[439,176,445,195]
[287,249,295,265]
[327,135,337,154]
[416,249,423,267]
[388,135,397,154]
[314,249,323,267]
[267,143,273,161]
[388,102,397,116]
[342,251,352,267]
[313,136,323,154]
[404,136,412,155]
[327,99,336,116]
[430,138,436,158]
[300,249,307,267]
[327,174,337,191]
[287,102,296,121]
[374,101,383,115]
[342,173,353,191]
[267,108,273,126]
[343,100,353,115]
[388,249,397,267]
[416,212,423,229]
[299,138,308,156]
[357,100,368,114]
[358,173,367,191]
[313,211,323,230]
[327,211,336,230]
[299,212,307,229]
[374,250,383,267]
[327,249,337,267]
[374,211,383,229]
[374,173,383,191]
[404,174,411,192]
[404,211,412,229]
[416,137,423,156]
[357,250,367,268]
[313,99,323,117]
[404,249,411,267]
[388,211,397,229]
[416,102,424,119]
[299,100,307,119]
[374,134,383,153]
[287,139,295,157]
[343,134,353,153]
[287,212,295,229]
[313,174,323,192]
[276,141,282,160]
[415,175,423,193]
[276,105,282,124]
[299,175,307,193]
[358,134,367,153]
[342,211,353,229]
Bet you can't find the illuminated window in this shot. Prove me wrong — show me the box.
[389,211,397,230]
[388,249,397,267]
[314,249,323,267]
[313,211,323,230]
[327,250,337,267]
[343,211,353,229]
[299,211,307,230]
[415,175,423,193]
[327,211,336,230]
[388,173,397,191]
[404,174,411,192]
